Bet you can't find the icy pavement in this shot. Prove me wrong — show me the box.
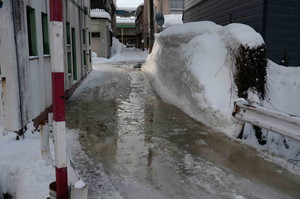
[66,62,300,199]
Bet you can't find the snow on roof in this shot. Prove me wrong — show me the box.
[163,14,183,28]
[116,16,136,24]
[90,9,111,21]
[116,7,137,12]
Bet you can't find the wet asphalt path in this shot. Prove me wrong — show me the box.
[66,62,300,199]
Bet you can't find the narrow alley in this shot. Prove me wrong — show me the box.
[66,62,300,199]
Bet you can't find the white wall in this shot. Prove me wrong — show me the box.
[0,0,91,132]
[0,1,22,132]
[64,0,91,90]
[91,18,111,58]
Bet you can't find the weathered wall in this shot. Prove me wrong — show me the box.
[91,18,111,58]
[0,0,91,132]
[0,0,22,132]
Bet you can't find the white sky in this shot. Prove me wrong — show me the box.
[116,0,144,8]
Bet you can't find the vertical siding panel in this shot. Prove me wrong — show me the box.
[265,0,300,65]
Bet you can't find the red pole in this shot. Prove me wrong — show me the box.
[49,0,69,198]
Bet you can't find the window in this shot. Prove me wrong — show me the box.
[170,0,183,11]
[27,6,38,56]
[83,50,86,65]
[83,29,86,45]
[41,13,50,54]
[66,22,71,45]
[89,32,91,45]
[71,28,77,80]
[67,52,72,74]
[89,49,92,63]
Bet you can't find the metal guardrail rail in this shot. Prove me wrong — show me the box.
[233,100,300,142]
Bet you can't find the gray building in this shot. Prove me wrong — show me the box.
[183,0,300,66]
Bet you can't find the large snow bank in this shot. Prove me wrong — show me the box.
[143,21,264,137]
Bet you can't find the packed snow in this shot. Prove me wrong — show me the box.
[142,21,300,161]
[143,21,264,137]
[0,123,55,198]
[93,37,148,64]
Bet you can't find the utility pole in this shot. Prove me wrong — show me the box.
[49,0,69,198]
[149,0,155,53]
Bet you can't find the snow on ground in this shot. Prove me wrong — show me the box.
[93,37,148,64]
[142,21,300,162]
[0,123,55,198]
[163,14,183,28]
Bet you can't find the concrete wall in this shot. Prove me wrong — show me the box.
[64,0,91,89]
[0,1,21,132]
[91,18,111,58]
[0,0,91,132]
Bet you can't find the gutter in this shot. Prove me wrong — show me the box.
[12,0,24,135]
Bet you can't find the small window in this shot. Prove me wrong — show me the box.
[67,52,72,74]
[89,49,92,63]
[83,29,86,45]
[66,22,71,45]
[27,6,38,56]
[83,50,86,65]
[170,0,183,12]
[89,32,91,45]
[41,13,50,54]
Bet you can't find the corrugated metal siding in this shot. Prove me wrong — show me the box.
[183,0,264,34]
[265,0,300,65]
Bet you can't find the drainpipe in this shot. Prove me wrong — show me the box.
[12,0,24,136]
[49,0,69,198]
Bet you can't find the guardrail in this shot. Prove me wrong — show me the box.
[232,99,300,142]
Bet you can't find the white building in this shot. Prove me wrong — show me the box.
[90,8,112,58]
[0,0,91,134]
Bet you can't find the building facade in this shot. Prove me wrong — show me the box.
[183,0,300,66]
[116,7,137,45]
[0,0,91,133]
[90,0,116,58]
[135,0,184,50]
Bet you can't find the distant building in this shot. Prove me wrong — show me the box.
[136,3,149,50]
[0,0,91,133]
[116,7,137,46]
[90,0,116,58]
[135,0,183,50]
[183,0,300,66]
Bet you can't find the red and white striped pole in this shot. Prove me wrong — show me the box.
[49,0,69,198]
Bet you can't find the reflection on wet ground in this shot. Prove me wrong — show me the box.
[66,63,300,199]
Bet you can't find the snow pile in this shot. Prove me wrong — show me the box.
[0,125,55,198]
[143,21,264,137]
[239,61,300,160]
[93,38,148,64]
[163,14,183,28]
[90,9,111,21]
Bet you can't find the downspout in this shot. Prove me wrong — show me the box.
[262,0,268,40]
[12,0,24,136]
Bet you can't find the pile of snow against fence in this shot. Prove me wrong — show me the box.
[143,21,266,137]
